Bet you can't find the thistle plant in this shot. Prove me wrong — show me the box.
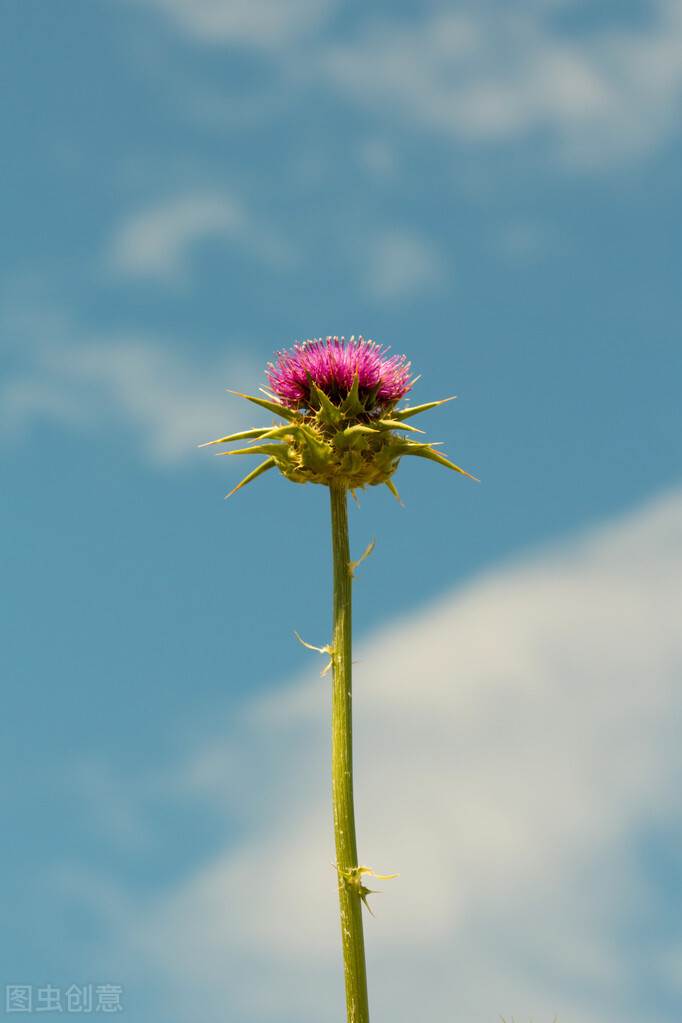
[202,336,475,1023]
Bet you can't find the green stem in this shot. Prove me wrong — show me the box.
[329,483,370,1023]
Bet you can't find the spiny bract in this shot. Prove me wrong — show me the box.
[201,336,476,499]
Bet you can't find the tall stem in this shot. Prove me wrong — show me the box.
[329,483,370,1023]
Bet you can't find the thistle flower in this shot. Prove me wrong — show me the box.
[202,336,476,1023]
[202,334,476,498]
[267,335,413,410]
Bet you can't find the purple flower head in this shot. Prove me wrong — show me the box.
[266,336,413,411]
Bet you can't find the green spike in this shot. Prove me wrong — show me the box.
[393,396,456,421]
[333,424,377,452]
[363,381,382,413]
[217,443,288,458]
[198,427,270,448]
[225,458,277,499]
[340,373,363,416]
[399,444,478,480]
[359,885,376,916]
[385,478,403,504]
[259,424,300,440]
[308,378,343,426]
[227,390,299,422]
[374,419,424,433]
[344,424,378,435]
[298,428,333,472]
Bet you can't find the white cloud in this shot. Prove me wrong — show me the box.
[323,1,682,166]
[1,316,257,465]
[77,488,682,1021]
[109,191,291,282]
[128,1,682,169]
[363,229,445,301]
[133,1,682,168]
[136,0,335,48]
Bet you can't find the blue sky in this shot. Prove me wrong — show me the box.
[2,1,682,1021]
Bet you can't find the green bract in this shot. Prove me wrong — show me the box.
[201,377,477,499]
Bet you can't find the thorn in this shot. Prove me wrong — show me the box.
[293,631,332,655]
[349,538,376,578]
[198,426,269,448]
[225,389,298,422]
[359,887,377,916]
[399,443,479,481]
[335,864,399,916]
[224,458,276,499]
[294,632,334,677]
[385,479,403,506]
[394,395,457,421]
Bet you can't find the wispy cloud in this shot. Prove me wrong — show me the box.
[108,190,292,282]
[72,488,682,1021]
[1,314,257,465]
[135,0,336,48]
[492,220,550,263]
[323,1,682,167]
[362,229,446,301]
[134,1,682,168]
